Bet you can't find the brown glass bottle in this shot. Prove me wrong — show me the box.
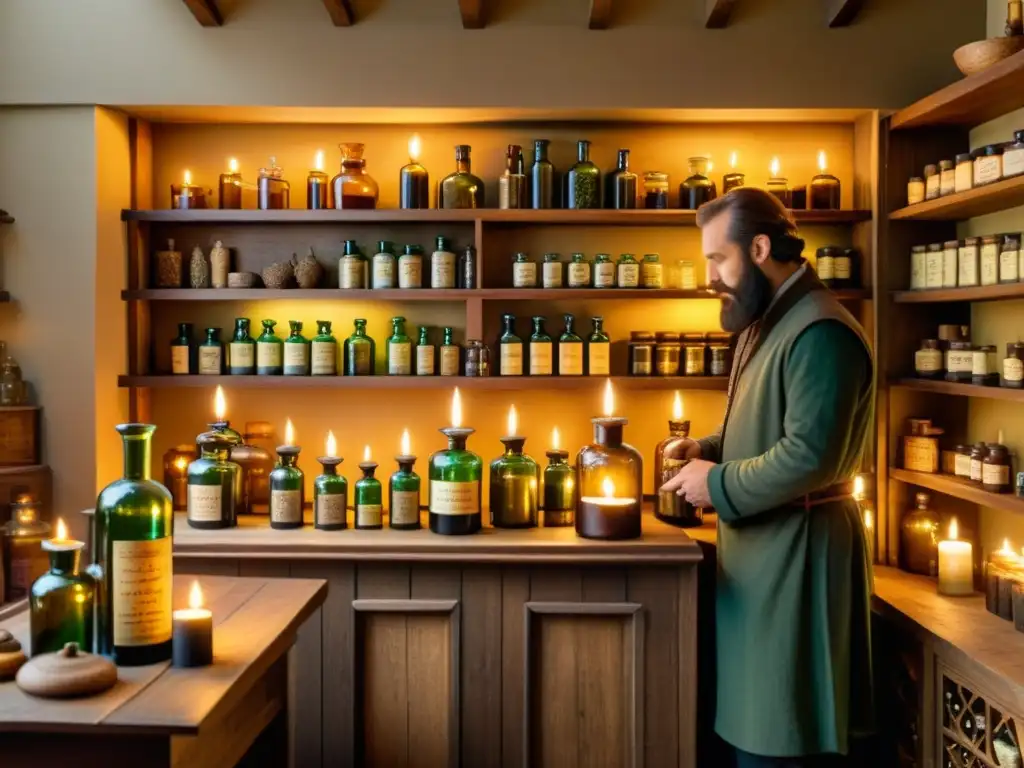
[899,492,939,576]
[653,419,702,527]
[983,444,1012,493]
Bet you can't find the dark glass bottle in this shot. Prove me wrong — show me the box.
[344,318,376,376]
[654,416,703,527]
[558,313,584,376]
[499,313,523,376]
[387,316,413,375]
[256,319,283,375]
[355,460,383,529]
[170,322,195,375]
[439,327,461,376]
[529,316,554,376]
[311,320,338,376]
[587,316,611,376]
[543,449,575,527]
[428,427,483,535]
[94,424,174,666]
[416,326,435,376]
[576,417,643,540]
[605,149,637,209]
[284,320,310,376]
[187,431,241,530]
[269,446,304,529]
[566,140,601,209]
[531,139,557,209]
[490,437,539,529]
[2,499,50,602]
[314,455,347,531]
[229,318,256,375]
[30,533,96,656]
[198,327,224,375]
[339,238,368,290]
[680,157,717,209]
[900,492,939,576]
[459,245,478,289]
[390,450,421,530]
[439,145,485,209]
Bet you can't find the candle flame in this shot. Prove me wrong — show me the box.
[401,428,411,455]
[314,150,324,172]
[214,385,227,421]
[602,477,615,499]
[853,475,866,501]
[189,580,204,611]
[507,404,518,436]
[949,517,959,541]
[228,157,239,174]
[55,518,67,541]
[326,430,337,457]
[174,457,188,471]
[363,444,371,462]
[707,159,714,174]
[285,418,295,446]
[863,509,872,530]
[672,391,683,421]
[409,134,421,163]
[730,151,738,170]
[552,427,560,450]
[770,157,780,177]
[603,379,615,417]
[999,538,1014,555]
[184,169,192,186]
[451,387,462,428]
[818,150,827,173]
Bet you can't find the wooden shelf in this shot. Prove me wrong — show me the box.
[889,175,1024,222]
[118,374,730,391]
[892,378,1024,402]
[890,468,1024,514]
[890,49,1024,131]
[893,283,1024,304]
[122,288,720,301]
[120,208,872,226]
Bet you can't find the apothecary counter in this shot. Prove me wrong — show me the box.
[171,511,703,768]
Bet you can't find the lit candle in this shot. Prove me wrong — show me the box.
[208,385,241,444]
[938,517,974,596]
[390,428,421,530]
[722,151,745,194]
[307,150,329,210]
[400,134,430,209]
[767,157,791,208]
[580,477,636,510]
[355,444,383,530]
[986,538,1020,618]
[491,404,538,529]
[172,169,207,210]
[809,150,841,210]
[172,581,214,668]
[314,430,346,531]
[284,418,297,450]
[219,157,243,209]
[164,446,196,511]
[544,426,574,527]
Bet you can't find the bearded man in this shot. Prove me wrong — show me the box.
[661,188,875,767]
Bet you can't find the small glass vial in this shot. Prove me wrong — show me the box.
[389,451,421,530]
[955,153,974,193]
[975,145,1004,187]
[416,326,435,376]
[616,253,640,288]
[925,243,944,290]
[983,444,1012,494]
[30,533,97,656]
[816,246,838,287]
[431,236,457,289]
[972,345,998,386]
[284,321,310,376]
[339,239,366,290]
[643,171,669,209]
[628,331,655,376]
[953,444,972,479]
[594,253,616,288]
[682,333,707,376]
[981,235,1001,286]
[439,327,460,377]
[372,240,397,289]
[1004,130,1024,178]
[542,253,563,288]
[654,332,681,376]
[945,341,974,382]
[942,240,959,288]
[1001,234,1021,283]
[910,245,926,290]
[387,316,412,375]
[459,244,477,289]
[938,159,956,196]
[924,164,940,200]
[398,244,424,289]
[641,254,663,288]
[355,459,383,529]
[171,322,195,375]
[270,446,304,529]
[557,314,584,376]
[257,157,290,210]
[568,253,591,288]
[959,237,980,287]
[1003,341,1024,388]
[907,176,925,205]
[529,316,553,376]
[512,252,537,288]
[314,455,347,531]
[914,339,943,378]
[187,431,240,530]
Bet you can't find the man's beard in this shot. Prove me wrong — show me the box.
[710,255,774,333]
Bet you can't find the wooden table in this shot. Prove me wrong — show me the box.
[0,574,326,768]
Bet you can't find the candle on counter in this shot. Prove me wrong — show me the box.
[489,405,539,529]
[208,385,242,445]
[400,134,430,209]
[172,580,213,668]
[428,387,483,536]
[984,538,1020,619]
[543,426,575,528]
[766,157,791,208]
[270,418,304,530]
[937,517,974,596]
[390,428,421,530]
[31,518,95,656]
[722,151,745,194]
[809,150,841,210]
[307,150,329,210]
[219,157,243,209]
[314,430,347,531]
[171,169,207,210]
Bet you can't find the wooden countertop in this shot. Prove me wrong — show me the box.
[0,574,325,735]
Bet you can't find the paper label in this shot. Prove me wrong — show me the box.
[311,341,337,375]
[925,174,941,199]
[390,490,420,526]
[501,343,523,375]
[816,255,834,280]
[542,262,563,288]
[530,342,553,375]
[594,264,616,287]
[416,345,435,376]
[284,343,309,370]
[230,343,254,369]
[976,156,1002,185]
[943,249,958,288]
[972,350,992,376]
[350,343,371,375]
[317,494,347,526]
[568,263,590,287]
[431,252,456,288]
[970,458,983,482]
[430,480,480,515]
[257,342,282,369]
[641,262,663,287]
[947,350,974,373]
[954,454,972,477]
[983,463,1010,485]
[188,484,223,522]
[340,257,365,289]
[1001,250,1020,282]
[588,343,610,375]
[559,343,584,375]
[617,263,640,287]
[271,489,302,523]
[910,251,925,290]
[955,163,973,193]
[681,262,697,290]
[513,263,537,288]
[388,341,412,375]
[357,503,383,527]
[834,256,851,280]
[372,256,396,288]
[914,350,942,372]
[1004,149,1024,177]
[1004,358,1024,382]
[440,346,460,376]
[171,346,190,374]
[981,244,1000,286]
[958,248,978,286]
[925,253,943,289]
[940,170,956,196]
[398,256,422,288]
[198,346,222,375]
[112,537,173,647]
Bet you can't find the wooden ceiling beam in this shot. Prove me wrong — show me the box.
[589,0,613,30]
[181,0,222,27]
[826,0,864,27]
[322,0,354,26]
[705,0,737,28]
[458,0,486,29]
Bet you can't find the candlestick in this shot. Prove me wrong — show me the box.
[307,150,329,210]
[938,517,974,596]
[543,427,574,527]
[390,429,421,530]
[219,158,243,209]
[809,151,841,210]
[400,134,430,209]
[171,169,207,210]
[722,151,745,194]
[766,157,791,208]
[172,581,213,668]
[315,430,347,531]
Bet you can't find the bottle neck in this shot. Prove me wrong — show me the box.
[392,322,404,336]
[123,435,152,481]
[577,143,590,162]
[564,318,575,334]
[618,151,629,171]
[592,319,604,333]
[49,548,81,576]
[443,330,453,344]
[533,321,545,334]
[502,318,515,334]
[354,324,366,337]
[318,326,331,337]
[456,158,471,173]
[179,324,190,337]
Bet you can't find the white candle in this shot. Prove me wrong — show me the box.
[579,477,636,508]
[938,517,974,596]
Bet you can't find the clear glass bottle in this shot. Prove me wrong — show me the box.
[339,239,367,290]
[587,316,610,376]
[2,499,50,603]
[542,253,563,288]
[576,417,643,540]
[314,456,347,531]
[499,313,523,376]
[512,252,537,288]
[311,320,338,376]
[399,244,424,289]
[94,424,174,665]
[605,149,637,209]
[387,316,412,375]
[284,321,310,376]
[593,253,616,288]
[171,322,195,375]
[558,313,584,376]
[187,431,241,530]
[490,436,539,529]
[428,427,483,535]
[372,240,397,289]
[641,254,663,288]
[355,460,383,529]
[331,142,379,209]
[680,157,717,209]
[439,145,485,209]
[269,446,304,529]
[531,139,556,209]
[568,253,591,288]
[416,326,435,376]
[459,244,477,289]
[198,327,224,375]
[643,171,669,209]
[228,318,255,375]
[0,353,26,406]
[439,327,461,377]
[900,492,939,576]
[617,253,640,288]
[30,532,96,656]
[543,448,575,527]
[431,235,457,289]
[257,157,290,210]
[529,316,553,376]
[499,144,528,209]
[390,452,421,530]
[256,320,283,375]
[566,140,601,209]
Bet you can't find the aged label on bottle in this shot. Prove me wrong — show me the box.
[230,343,254,369]
[816,255,834,280]
[954,453,972,477]
[903,437,938,473]
[594,263,616,288]
[983,463,1010,485]
[981,246,1000,286]
[641,262,663,288]
[680,262,697,290]
[513,263,537,288]
[559,343,583,375]
[356,503,383,527]
[955,163,973,193]
[271,489,302,523]
[440,346,460,376]
[171,346,190,374]
[317,494,346,526]
[943,248,958,288]
[1004,357,1024,382]
[257,342,282,369]
[958,247,979,286]
[588,343,610,375]
[398,256,422,288]
[568,263,590,287]
[914,350,942,373]
[340,257,365,289]
[972,350,992,376]
[1005,148,1024,177]
[970,458,982,483]
[311,341,336,375]
[925,253,943,289]
[112,537,173,647]
[834,256,851,280]
[390,491,419,526]
[431,253,456,288]
[542,262,563,288]
[284,343,309,371]
[617,264,640,288]
[1002,249,1020,282]
[188,484,223,522]
[976,156,1002,186]
[416,345,435,376]
[388,341,412,375]
[925,174,941,200]
[530,342,552,375]
[351,343,371,374]
[430,480,479,515]
[501,343,523,375]
[372,256,396,288]
[910,251,925,290]
[947,350,973,373]
[198,346,222,375]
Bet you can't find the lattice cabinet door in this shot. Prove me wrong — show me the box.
[940,665,1023,768]
[874,614,926,767]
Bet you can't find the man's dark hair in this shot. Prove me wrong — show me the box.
[695,187,806,263]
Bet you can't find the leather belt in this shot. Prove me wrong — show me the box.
[791,480,856,511]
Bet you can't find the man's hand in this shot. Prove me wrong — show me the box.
[663,437,702,461]
[659,459,714,508]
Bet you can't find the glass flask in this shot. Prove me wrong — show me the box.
[256,320,283,376]
[314,456,348,531]
[170,322,195,375]
[654,417,703,527]
[257,157,290,210]
[900,491,940,576]
[428,427,483,535]
[198,327,224,375]
[30,532,96,656]
[187,431,241,530]
[490,436,539,529]
[229,317,256,375]
[566,140,601,209]
[355,460,383,530]
[543,449,575,527]
[680,156,717,210]
[499,144,528,209]
[344,318,376,376]
[311,320,338,376]
[284,321,310,376]
[331,143,379,209]
[531,139,556,209]
[269,446,304,530]
[439,145,485,209]
[575,417,643,540]
[390,454,421,530]
[387,316,412,375]
[605,149,637,209]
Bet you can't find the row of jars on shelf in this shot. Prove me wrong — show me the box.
[908,234,1023,291]
[914,324,1023,388]
[905,127,1024,206]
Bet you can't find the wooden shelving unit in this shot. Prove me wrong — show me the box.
[889,174,1024,221]
[891,378,1024,403]
[890,469,1024,516]
[892,283,1024,304]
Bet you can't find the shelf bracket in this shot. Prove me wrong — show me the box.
[458,0,486,29]
[181,0,222,26]
[322,0,354,26]
[705,0,737,28]
[825,0,864,27]
[589,0,613,29]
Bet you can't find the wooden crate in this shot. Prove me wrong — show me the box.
[0,406,40,466]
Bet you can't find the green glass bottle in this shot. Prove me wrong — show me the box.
[344,318,376,376]
[387,316,412,376]
[543,448,575,527]
[499,313,523,376]
[30,532,96,656]
[439,145,485,209]
[566,139,601,209]
[339,239,367,289]
[429,425,482,535]
[229,318,256,375]
[187,431,241,530]
[256,319,283,375]
[416,326,435,376]
[269,446,304,529]
[355,458,383,529]
[94,424,173,666]
[371,240,397,289]
[587,316,611,376]
[171,322,195,375]
[311,320,338,376]
[314,448,347,531]
[284,320,310,376]
[489,435,539,529]
[198,327,224,375]
[390,439,421,530]
[529,316,553,376]
[439,327,461,377]
[558,313,584,376]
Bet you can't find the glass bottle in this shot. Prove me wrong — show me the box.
[331,142,379,209]
[439,145,485,209]
[576,417,643,540]
[163,444,194,511]
[431,235,457,289]
[499,313,523,376]
[398,244,424,289]
[2,498,50,602]
[490,436,539,529]
[0,353,25,406]
[542,253,563,288]
[459,244,477,289]
[344,318,376,376]
[355,460,383,529]
[339,239,367,290]
[566,140,601,209]
[428,427,483,535]
[568,253,591,288]
[558,313,584,376]
[170,322,195,375]
[416,326,435,376]
[187,431,241,530]
[617,253,640,288]
[512,252,538,288]
[531,139,556,209]
[314,455,347,531]
[643,171,669,209]
[529,316,554,376]
[680,157,717,209]
[270,446,304,530]
[641,254,663,288]
[387,316,412,375]
[372,240,397,289]
[30,534,96,656]
[605,149,637,209]
[439,327,461,377]
[899,492,939,576]
[284,321,310,376]
[257,157,290,210]
[228,318,255,375]
[587,316,611,376]
[593,253,616,288]
[94,423,174,666]
[311,320,338,376]
[499,144,528,209]
[390,453,421,530]
[654,417,703,527]
[231,436,274,516]
[256,320,283,375]
[198,327,224,375]
[543,449,575,527]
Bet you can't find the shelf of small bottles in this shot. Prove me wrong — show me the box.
[892,283,1024,304]
[117,374,730,391]
[891,468,1024,516]
[892,378,1024,403]
[889,175,1024,222]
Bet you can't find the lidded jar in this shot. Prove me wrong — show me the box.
[680,157,716,209]
[899,492,939,576]
[331,143,379,209]
[257,157,290,210]
[576,414,643,540]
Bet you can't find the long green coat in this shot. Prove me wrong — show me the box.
[697,275,875,757]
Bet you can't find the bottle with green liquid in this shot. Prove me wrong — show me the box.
[344,318,376,376]
[229,318,256,375]
[256,319,283,375]
[284,321,310,376]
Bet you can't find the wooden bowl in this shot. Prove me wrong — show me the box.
[954,37,1024,77]
[227,272,258,289]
